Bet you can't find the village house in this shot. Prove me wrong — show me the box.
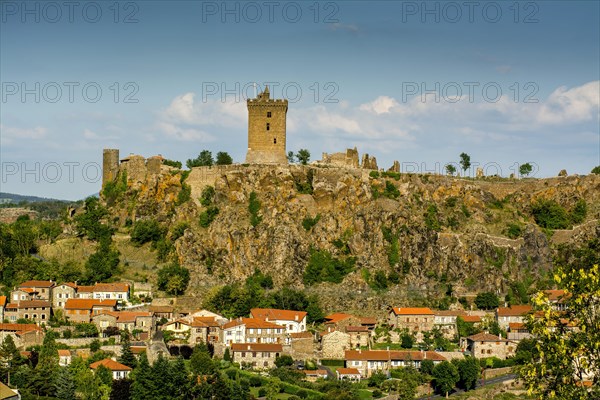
[161,316,222,345]
[321,329,351,359]
[496,305,532,330]
[289,331,315,360]
[64,299,118,323]
[345,349,446,377]
[93,311,154,335]
[10,289,35,303]
[388,307,435,341]
[230,343,283,369]
[336,368,362,381]
[52,283,78,309]
[544,289,568,311]
[346,326,370,348]
[434,310,470,338]
[90,358,132,380]
[58,349,72,366]
[302,369,328,382]
[4,303,18,322]
[0,381,20,400]
[93,283,130,304]
[222,318,285,346]
[17,280,55,301]
[0,323,44,348]
[324,313,377,332]
[17,300,51,324]
[149,305,175,321]
[0,296,6,322]
[75,286,94,299]
[250,308,307,336]
[507,323,532,341]
[464,332,516,359]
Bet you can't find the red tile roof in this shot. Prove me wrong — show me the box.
[391,307,434,316]
[544,289,569,302]
[90,358,132,371]
[192,316,220,327]
[497,305,532,317]
[58,350,71,357]
[5,303,18,309]
[345,350,446,362]
[19,280,54,288]
[359,317,377,325]
[290,331,313,339]
[508,322,527,330]
[0,323,43,334]
[345,326,369,332]
[222,317,284,330]
[250,308,307,322]
[230,343,283,352]
[77,286,95,293]
[0,296,6,307]
[324,313,354,323]
[303,369,328,377]
[65,299,117,310]
[337,368,361,375]
[460,315,482,323]
[435,310,467,317]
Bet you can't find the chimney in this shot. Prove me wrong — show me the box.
[499,333,502,339]
[504,301,508,308]
[247,345,251,350]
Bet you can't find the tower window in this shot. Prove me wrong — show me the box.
[267,112,272,118]
[266,123,270,131]
[274,138,277,144]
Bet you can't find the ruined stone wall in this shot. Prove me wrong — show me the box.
[321,148,360,168]
[102,149,119,186]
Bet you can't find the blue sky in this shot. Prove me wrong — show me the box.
[1,0,599,200]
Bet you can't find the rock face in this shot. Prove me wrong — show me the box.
[104,165,600,310]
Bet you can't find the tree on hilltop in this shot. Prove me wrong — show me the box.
[187,150,214,168]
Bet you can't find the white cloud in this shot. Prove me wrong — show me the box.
[359,96,399,115]
[537,81,600,124]
[0,124,47,145]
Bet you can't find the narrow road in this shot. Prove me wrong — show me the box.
[417,373,517,399]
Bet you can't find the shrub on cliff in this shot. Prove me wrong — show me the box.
[157,263,190,295]
[130,219,165,246]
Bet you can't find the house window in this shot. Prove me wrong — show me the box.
[266,123,270,131]
[58,294,62,298]
[267,112,271,118]
[273,138,276,144]
[241,352,246,357]
[118,294,123,299]
[42,314,46,320]
[252,352,257,358]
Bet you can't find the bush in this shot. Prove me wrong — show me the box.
[303,249,355,285]
[157,263,190,295]
[531,199,570,229]
[130,220,165,246]
[475,292,499,310]
[200,186,215,207]
[591,166,600,175]
[275,354,294,368]
[369,171,380,179]
[248,192,262,227]
[216,151,233,165]
[163,159,182,169]
[175,184,191,205]
[302,214,320,231]
[570,199,587,224]
[506,223,523,239]
[199,206,219,228]
[425,204,441,231]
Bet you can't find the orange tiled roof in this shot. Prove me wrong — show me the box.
[90,358,132,371]
[222,317,284,330]
[0,296,6,306]
[57,282,78,289]
[19,280,55,288]
[345,350,446,362]
[359,317,377,325]
[544,289,569,302]
[250,308,307,322]
[467,332,510,342]
[324,312,354,323]
[93,283,129,293]
[230,343,283,352]
[497,305,532,317]
[337,368,361,375]
[18,300,51,308]
[5,303,18,309]
[58,349,71,357]
[435,310,467,317]
[0,323,43,334]
[21,288,36,293]
[77,286,94,293]
[131,346,147,354]
[391,307,434,316]
[509,322,527,330]
[65,299,117,310]
[303,369,328,377]
[193,316,220,327]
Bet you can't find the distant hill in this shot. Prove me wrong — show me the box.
[0,192,69,204]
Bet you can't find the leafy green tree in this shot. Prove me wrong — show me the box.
[157,263,190,295]
[296,149,311,165]
[531,199,570,229]
[591,166,600,175]
[215,152,233,165]
[400,332,414,349]
[474,292,499,310]
[190,345,216,375]
[287,151,295,163]
[118,332,137,368]
[95,364,113,387]
[517,264,600,399]
[519,163,533,176]
[274,354,294,368]
[570,199,587,224]
[84,240,120,284]
[432,360,459,397]
[454,357,479,390]
[32,333,59,396]
[445,164,456,176]
[75,197,113,242]
[200,186,216,207]
[186,150,214,168]
[223,347,231,362]
[55,366,77,400]
[130,219,165,246]
[110,378,132,400]
[130,352,154,400]
[459,153,471,175]
[420,359,434,375]
[163,159,182,169]
[303,249,355,285]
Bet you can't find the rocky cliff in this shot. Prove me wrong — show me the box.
[104,164,600,311]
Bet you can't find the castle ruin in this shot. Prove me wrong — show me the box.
[245,86,288,164]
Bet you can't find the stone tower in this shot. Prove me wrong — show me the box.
[102,148,119,186]
[245,86,288,164]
